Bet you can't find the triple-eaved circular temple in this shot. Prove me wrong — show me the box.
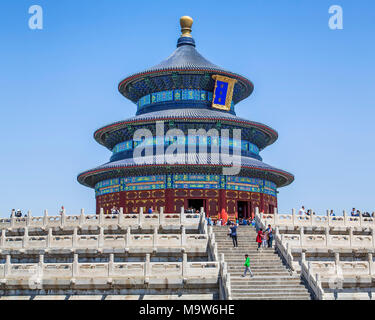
[77,16,294,218]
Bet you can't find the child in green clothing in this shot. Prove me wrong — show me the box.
[241,254,254,278]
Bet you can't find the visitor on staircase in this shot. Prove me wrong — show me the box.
[241,254,254,278]
[265,225,273,248]
[256,228,263,251]
[261,230,268,248]
[229,222,238,248]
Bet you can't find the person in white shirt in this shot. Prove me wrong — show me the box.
[298,206,305,215]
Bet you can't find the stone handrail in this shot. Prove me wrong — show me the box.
[0,208,202,231]
[207,225,231,300]
[300,251,375,300]
[274,232,297,272]
[219,253,232,300]
[300,260,325,300]
[0,229,208,252]
[255,210,375,300]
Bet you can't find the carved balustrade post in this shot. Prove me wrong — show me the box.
[47,228,53,248]
[99,227,104,248]
[145,254,151,277]
[79,208,85,226]
[10,212,15,229]
[4,254,11,278]
[182,253,187,277]
[274,208,279,225]
[73,253,79,278]
[73,227,78,248]
[23,227,29,248]
[126,226,131,248]
[0,229,5,248]
[160,207,164,225]
[255,207,259,219]
[181,207,186,225]
[43,209,48,228]
[299,227,304,247]
[119,207,124,225]
[109,253,114,276]
[325,227,330,247]
[348,227,353,247]
[291,208,295,227]
[334,252,340,275]
[38,254,44,281]
[61,208,66,227]
[139,207,144,227]
[368,252,373,276]
[181,226,186,247]
[26,210,31,227]
[153,227,158,248]
[99,208,104,226]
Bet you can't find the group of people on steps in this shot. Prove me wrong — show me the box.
[225,222,274,278]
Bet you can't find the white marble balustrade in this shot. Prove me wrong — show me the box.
[0,228,208,252]
[256,210,375,229]
[280,233,375,249]
[0,254,219,282]
[0,207,203,231]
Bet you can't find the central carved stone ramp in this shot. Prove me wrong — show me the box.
[213,225,312,300]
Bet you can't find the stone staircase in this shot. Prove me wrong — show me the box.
[213,225,312,300]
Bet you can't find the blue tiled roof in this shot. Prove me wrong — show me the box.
[145,38,223,72]
[118,37,254,106]
[77,154,294,188]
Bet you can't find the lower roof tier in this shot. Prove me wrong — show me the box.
[94,108,278,151]
[77,154,294,189]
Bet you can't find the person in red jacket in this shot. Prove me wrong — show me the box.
[256,228,263,251]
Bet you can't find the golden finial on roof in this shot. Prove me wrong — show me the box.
[180,16,193,38]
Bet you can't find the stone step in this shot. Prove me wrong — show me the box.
[228,265,281,272]
[227,263,285,267]
[231,283,306,289]
[230,275,300,280]
[232,296,311,300]
[212,227,311,300]
[231,287,309,293]
[228,272,291,276]
[231,282,303,289]
[231,291,311,297]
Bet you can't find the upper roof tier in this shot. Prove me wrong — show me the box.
[118,16,254,116]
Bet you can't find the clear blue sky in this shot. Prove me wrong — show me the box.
[0,0,374,217]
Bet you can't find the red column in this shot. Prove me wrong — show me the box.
[247,201,251,219]
[260,193,265,213]
[218,189,226,218]
[165,188,174,213]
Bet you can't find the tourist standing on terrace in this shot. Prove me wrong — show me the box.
[229,222,238,248]
[256,228,263,251]
[298,206,305,215]
[241,254,254,278]
[351,208,356,216]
